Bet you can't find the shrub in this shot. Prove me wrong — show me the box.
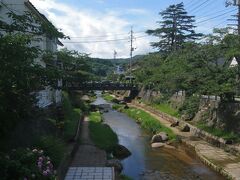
[152,103,180,118]
[36,136,65,167]
[0,148,56,180]
[62,92,82,140]
[179,95,200,119]
[197,122,240,142]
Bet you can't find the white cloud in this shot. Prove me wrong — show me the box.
[30,0,154,58]
[122,8,149,15]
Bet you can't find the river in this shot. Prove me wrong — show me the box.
[92,92,225,180]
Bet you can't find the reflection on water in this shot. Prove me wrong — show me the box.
[92,92,225,180]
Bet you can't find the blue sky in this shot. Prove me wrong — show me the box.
[32,0,237,58]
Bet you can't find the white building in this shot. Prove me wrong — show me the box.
[230,57,239,68]
[0,0,64,108]
[114,65,125,75]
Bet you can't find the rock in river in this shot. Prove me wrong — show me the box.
[112,144,131,159]
[151,132,169,143]
[151,143,165,148]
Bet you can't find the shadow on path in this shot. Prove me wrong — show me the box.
[71,117,107,167]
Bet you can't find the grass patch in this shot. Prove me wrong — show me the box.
[116,105,176,140]
[119,174,133,180]
[89,112,118,152]
[197,122,240,142]
[88,111,102,122]
[102,93,115,102]
[112,104,122,110]
[152,103,180,118]
[63,92,82,141]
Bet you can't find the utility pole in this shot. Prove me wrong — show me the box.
[130,27,134,83]
[238,2,240,35]
[113,50,117,60]
[226,0,240,96]
[226,0,240,34]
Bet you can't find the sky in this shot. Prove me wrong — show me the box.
[31,0,238,58]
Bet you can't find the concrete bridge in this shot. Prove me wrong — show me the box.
[65,81,139,91]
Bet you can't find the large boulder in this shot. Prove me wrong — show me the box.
[112,144,131,159]
[170,121,179,127]
[151,132,168,143]
[180,124,190,132]
[81,95,90,101]
[106,159,123,174]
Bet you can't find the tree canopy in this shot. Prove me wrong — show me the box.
[146,3,201,53]
[134,28,238,101]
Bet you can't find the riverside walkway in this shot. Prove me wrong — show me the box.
[64,117,114,180]
[129,102,240,180]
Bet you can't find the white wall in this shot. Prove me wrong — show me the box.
[0,0,62,108]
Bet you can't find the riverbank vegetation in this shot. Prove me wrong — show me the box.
[151,103,180,118]
[88,111,119,152]
[113,105,176,140]
[197,122,240,142]
[127,3,240,141]
[102,92,116,102]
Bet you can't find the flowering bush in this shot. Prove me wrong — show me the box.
[0,148,56,180]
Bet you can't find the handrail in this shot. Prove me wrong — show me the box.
[63,81,139,91]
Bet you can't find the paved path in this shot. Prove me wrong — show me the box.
[129,102,240,180]
[65,167,114,180]
[71,117,107,167]
[65,117,114,180]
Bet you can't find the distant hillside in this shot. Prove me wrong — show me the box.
[87,58,115,77]
[89,55,147,77]
[93,55,147,65]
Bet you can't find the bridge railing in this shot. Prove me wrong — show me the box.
[64,81,139,90]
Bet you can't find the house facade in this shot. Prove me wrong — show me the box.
[0,0,63,108]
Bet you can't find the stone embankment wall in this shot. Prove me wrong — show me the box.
[136,88,240,138]
[193,99,240,136]
[132,101,240,156]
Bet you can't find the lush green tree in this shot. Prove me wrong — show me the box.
[57,48,94,85]
[146,3,201,53]
[134,34,237,101]
[0,11,64,137]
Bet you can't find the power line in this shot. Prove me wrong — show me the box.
[185,0,202,9]
[189,0,210,13]
[69,30,146,39]
[62,35,148,44]
[191,0,215,14]
[195,8,237,24]
[197,7,236,19]
[213,19,228,28]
